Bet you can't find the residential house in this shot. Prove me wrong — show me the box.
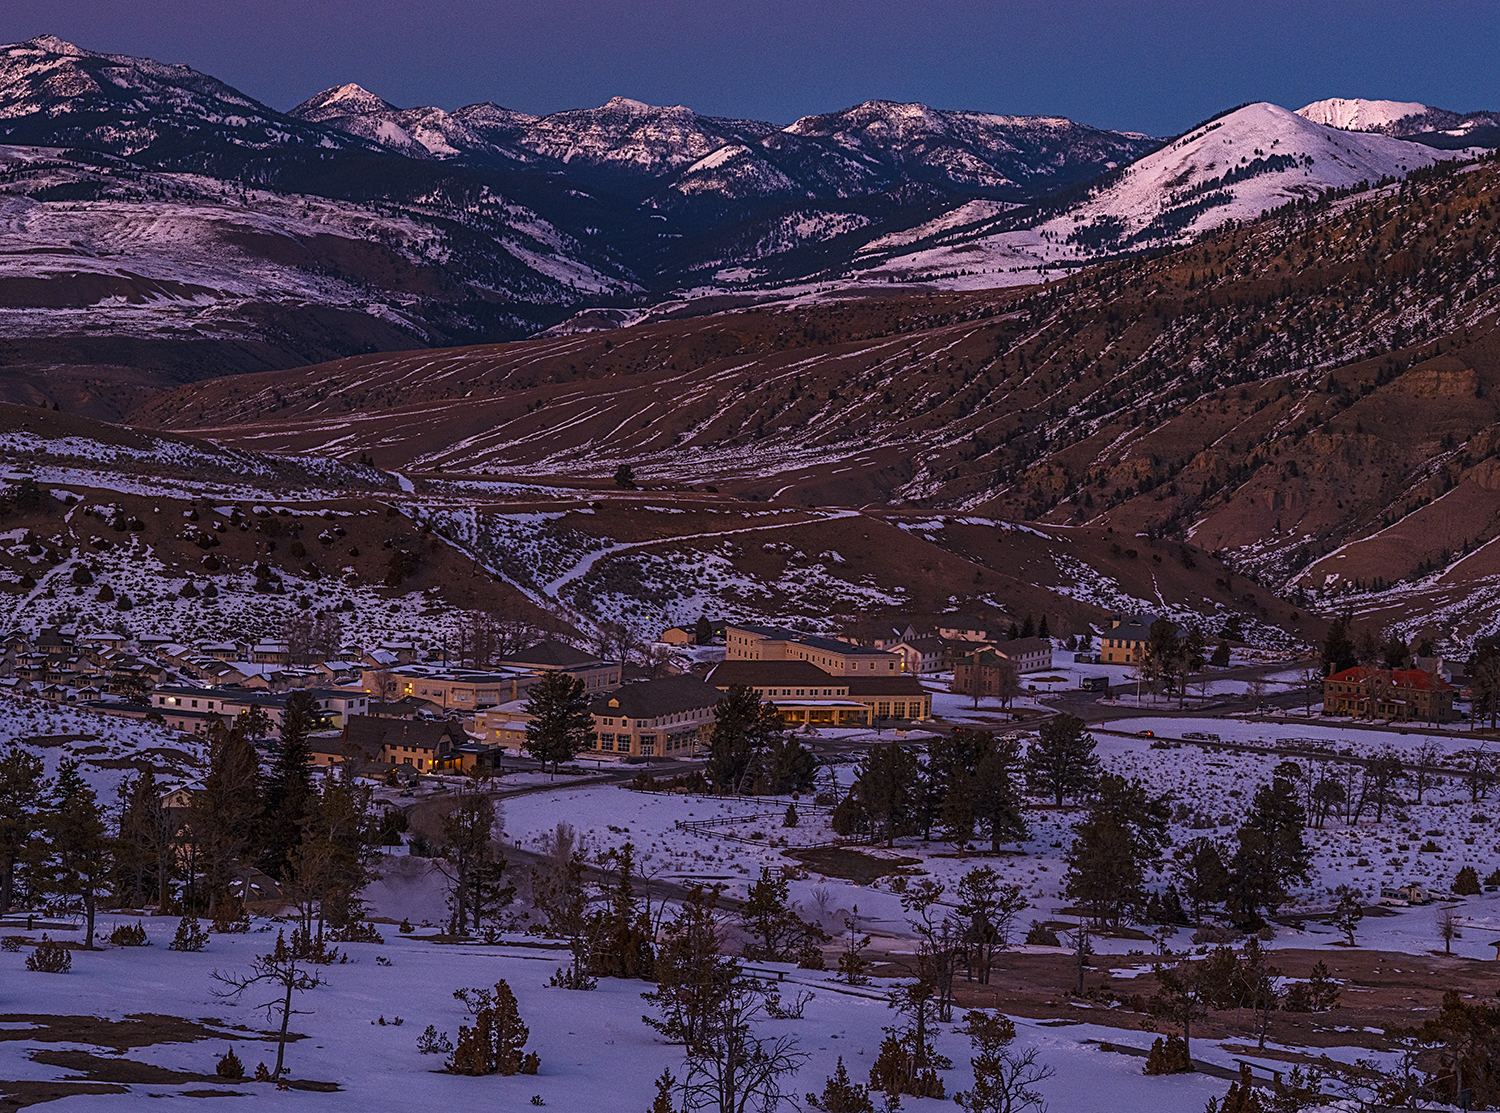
[1323,667,1457,723]
[1100,614,1164,665]
[724,624,904,676]
[952,649,1022,704]
[888,636,950,675]
[589,675,722,758]
[936,617,1001,643]
[339,715,468,771]
[476,700,533,752]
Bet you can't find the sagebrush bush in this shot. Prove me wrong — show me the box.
[26,935,71,973]
[216,1049,245,1079]
[109,922,150,947]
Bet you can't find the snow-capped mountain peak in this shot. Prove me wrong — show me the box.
[860,101,1470,285]
[295,82,399,117]
[1296,97,1430,133]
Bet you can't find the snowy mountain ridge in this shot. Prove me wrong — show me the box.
[853,102,1478,286]
[1296,96,1499,139]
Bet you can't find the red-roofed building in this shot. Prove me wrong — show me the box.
[1323,666,1456,723]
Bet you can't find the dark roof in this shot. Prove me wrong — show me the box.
[730,624,893,657]
[845,675,927,697]
[706,660,842,689]
[342,715,464,754]
[894,636,948,652]
[998,637,1051,656]
[590,676,722,719]
[503,640,604,669]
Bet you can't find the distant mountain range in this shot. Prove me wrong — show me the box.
[0,33,1493,407]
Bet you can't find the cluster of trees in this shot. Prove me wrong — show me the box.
[705,686,815,796]
[1,693,387,942]
[1067,765,1311,933]
[1321,616,1446,678]
[832,729,1026,850]
[1138,620,1209,705]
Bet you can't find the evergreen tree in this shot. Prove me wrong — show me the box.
[523,670,594,775]
[850,744,920,845]
[694,614,713,646]
[1321,617,1357,677]
[954,1010,1053,1113]
[447,980,536,1075]
[44,760,108,947]
[1229,776,1311,926]
[588,842,654,979]
[434,786,512,937]
[706,685,789,794]
[1037,615,1050,640]
[973,739,1027,851]
[1175,837,1232,923]
[187,717,263,917]
[114,771,171,910]
[758,733,816,796]
[954,866,1026,985]
[0,745,46,914]
[1064,812,1142,930]
[1210,640,1231,667]
[1023,714,1100,806]
[261,690,317,881]
[1019,614,1036,639]
[739,867,826,962]
[642,885,738,1049]
[648,1069,679,1113]
[807,1057,873,1112]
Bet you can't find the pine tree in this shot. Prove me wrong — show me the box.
[706,686,790,794]
[806,1057,873,1112]
[0,745,46,914]
[447,980,535,1075]
[523,671,594,775]
[1037,615,1050,640]
[648,1069,678,1113]
[44,760,108,947]
[261,690,317,881]
[1023,714,1100,806]
[850,744,920,845]
[1229,775,1311,927]
[1321,616,1357,677]
[188,717,262,917]
[954,1010,1053,1113]
[973,739,1027,851]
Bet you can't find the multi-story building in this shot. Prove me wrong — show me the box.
[1324,667,1457,723]
[994,636,1054,673]
[359,664,540,712]
[589,675,722,758]
[707,660,929,726]
[724,624,904,676]
[1100,614,1163,665]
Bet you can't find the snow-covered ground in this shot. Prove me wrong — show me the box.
[0,914,1242,1113]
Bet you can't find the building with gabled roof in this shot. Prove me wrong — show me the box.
[588,675,721,758]
[724,623,904,676]
[1324,666,1456,723]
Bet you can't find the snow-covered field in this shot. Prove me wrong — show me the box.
[0,915,1244,1113]
[7,692,1500,1108]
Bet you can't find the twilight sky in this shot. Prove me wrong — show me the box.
[1,0,1495,135]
